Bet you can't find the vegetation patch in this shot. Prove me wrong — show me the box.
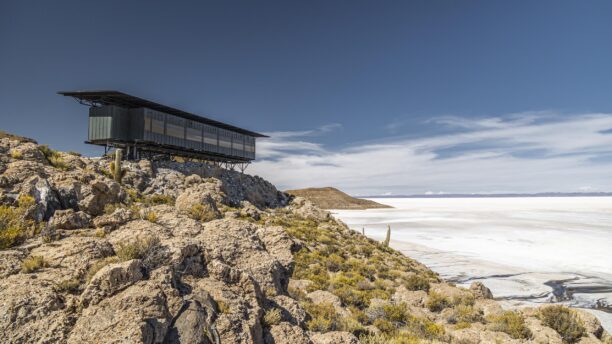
[539,305,586,343]
[55,278,81,293]
[262,308,282,327]
[425,291,450,312]
[0,195,40,249]
[21,255,49,273]
[267,212,444,341]
[39,145,69,170]
[488,310,532,339]
[188,204,218,222]
[115,235,160,261]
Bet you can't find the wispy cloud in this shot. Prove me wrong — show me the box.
[250,113,612,195]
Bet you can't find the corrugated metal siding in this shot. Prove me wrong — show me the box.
[88,107,112,141]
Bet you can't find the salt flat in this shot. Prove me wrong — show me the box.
[332,197,612,331]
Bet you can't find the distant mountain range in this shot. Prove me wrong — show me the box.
[360,192,612,199]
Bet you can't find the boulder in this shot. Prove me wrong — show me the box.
[255,225,299,271]
[241,200,261,220]
[266,295,308,327]
[30,236,115,276]
[0,274,72,343]
[470,281,494,299]
[19,175,62,221]
[0,249,25,278]
[49,209,92,229]
[165,300,215,344]
[93,207,132,230]
[81,259,145,307]
[575,309,604,338]
[78,179,124,216]
[524,317,563,344]
[201,219,289,294]
[175,184,222,220]
[392,285,428,307]
[291,197,330,221]
[68,281,172,344]
[264,322,313,344]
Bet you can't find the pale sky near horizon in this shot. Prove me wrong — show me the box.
[2,1,612,195]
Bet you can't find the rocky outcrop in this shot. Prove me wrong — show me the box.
[1,134,611,344]
[49,209,92,229]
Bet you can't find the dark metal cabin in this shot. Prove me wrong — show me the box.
[59,91,267,167]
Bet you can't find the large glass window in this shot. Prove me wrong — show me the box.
[186,127,202,142]
[167,123,184,139]
[219,137,232,148]
[232,135,244,151]
[203,125,217,145]
[151,118,164,135]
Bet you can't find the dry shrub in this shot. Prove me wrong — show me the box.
[262,308,282,327]
[115,235,160,261]
[488,311,532,339]
[539,305,585,343]
[21,255,48,273]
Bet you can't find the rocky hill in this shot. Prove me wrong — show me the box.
[285,187,391,210]
[0,133,610,344]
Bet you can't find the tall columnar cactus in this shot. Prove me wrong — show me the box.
[383,225,391,247]
[362,227,365,235]
[113,149,123,183]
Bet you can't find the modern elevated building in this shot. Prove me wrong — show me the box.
[59,91,267,168]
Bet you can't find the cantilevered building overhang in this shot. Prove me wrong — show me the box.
[59,90,267,164]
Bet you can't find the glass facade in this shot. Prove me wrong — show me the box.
[142,108,255,159]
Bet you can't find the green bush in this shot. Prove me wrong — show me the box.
[425,291,449,312]
[488,311,532,339]
[303,302,341,332]
[539,306,585,343]
[404,274,430,292]
[453,304,484,324]
[0,195,39,249]
[115,236,159,261]
[10,150,23,159]
[21,255,48,273]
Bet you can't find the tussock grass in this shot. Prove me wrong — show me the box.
[115,235,159,261]
[262,308,282,327]
[21,255,49,273]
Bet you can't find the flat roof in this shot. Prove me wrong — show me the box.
[58,90,268,137]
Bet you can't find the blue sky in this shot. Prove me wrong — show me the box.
[2,1,612,194]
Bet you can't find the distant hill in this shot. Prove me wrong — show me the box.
[286,187,392,209]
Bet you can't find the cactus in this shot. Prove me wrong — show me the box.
[362,227,365,235]
[110,149,125,183]
[382,225,391,247]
